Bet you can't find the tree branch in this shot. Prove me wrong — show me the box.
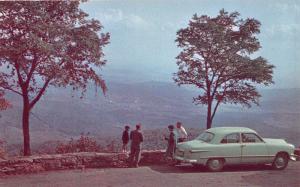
[24,53,38,87]
[0,86,22,96]
[14,61,25,89]
[211,83,228,120]
[211,99,221,120]
[211,66,227,99]
[29,78,52,109]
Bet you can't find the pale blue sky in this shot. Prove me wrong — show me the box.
[81,0,300,88]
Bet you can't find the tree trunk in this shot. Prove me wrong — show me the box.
[206,100,212,129]
[22,96,31,156]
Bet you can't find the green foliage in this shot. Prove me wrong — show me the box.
[0,1,110,155]
[55,134,101,154]
[0,1,110,99]
[174,9,274,128]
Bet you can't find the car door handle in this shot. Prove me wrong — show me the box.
[241,144,246,147]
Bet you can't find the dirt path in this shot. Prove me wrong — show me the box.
[1,162,299,187]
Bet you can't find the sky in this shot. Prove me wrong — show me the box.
[81,0,300,89]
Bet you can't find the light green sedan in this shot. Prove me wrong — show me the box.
[174,127,296,171]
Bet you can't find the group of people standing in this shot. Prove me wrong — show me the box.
[121,122,188,168]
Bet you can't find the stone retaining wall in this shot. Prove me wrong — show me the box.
[0,150,166,176]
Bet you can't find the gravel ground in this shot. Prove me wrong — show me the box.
[0,162,299,187]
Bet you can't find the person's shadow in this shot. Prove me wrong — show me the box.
[148,163,273,173]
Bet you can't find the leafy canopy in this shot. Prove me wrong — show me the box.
[0,1,110,107]
[174,9,274,108]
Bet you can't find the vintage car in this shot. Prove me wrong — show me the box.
[174,127,296,171]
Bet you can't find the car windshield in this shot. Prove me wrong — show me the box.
[196,132,214,143]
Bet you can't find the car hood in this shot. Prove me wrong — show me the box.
[263,138,287,145]
[177,140,209,150]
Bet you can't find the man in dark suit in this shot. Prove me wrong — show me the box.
[129,123,143,167]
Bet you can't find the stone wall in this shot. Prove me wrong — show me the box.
[0,150,166,176]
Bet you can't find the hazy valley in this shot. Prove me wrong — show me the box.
[0,81,299,153]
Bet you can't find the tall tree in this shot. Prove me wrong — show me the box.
[174,10,274,129]
[0,1,110,155]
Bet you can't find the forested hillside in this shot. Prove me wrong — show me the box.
[0,81,299,153]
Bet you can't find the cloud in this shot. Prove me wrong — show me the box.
[262,1,300,40]
[96,9,124,24]
[160,20,188,32]
[269,1,300,12]
[125,14,151,29]
[161,22,178,32]
[95,9,152,30]
[265,23,300,36]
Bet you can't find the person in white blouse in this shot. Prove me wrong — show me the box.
[176,121,188,142]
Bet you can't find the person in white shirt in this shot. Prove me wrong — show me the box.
[176,121,187,142]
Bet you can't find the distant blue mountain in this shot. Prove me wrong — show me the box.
[0,81,299,148]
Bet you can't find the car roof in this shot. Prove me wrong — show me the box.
[206,127,257,136]
[202,127,258,144]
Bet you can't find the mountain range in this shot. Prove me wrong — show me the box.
[0,81,299,152]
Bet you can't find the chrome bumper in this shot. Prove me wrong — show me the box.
[290,154,298,161]
[174,156,198,163]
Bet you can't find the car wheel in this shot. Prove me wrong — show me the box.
[206,158,224,172]
[272,153,289,170]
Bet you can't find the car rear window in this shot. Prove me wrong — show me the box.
[220,133,240,143]
[241,133,264,143]
[196,132,214,143]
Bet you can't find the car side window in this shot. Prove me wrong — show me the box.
[220,133,240,144]
[241,133,263,143]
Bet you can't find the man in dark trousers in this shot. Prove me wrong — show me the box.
[121,125,130,153]
[129,123,143,168]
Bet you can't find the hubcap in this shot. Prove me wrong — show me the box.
[275,157,285,168]
[211,160,220,169]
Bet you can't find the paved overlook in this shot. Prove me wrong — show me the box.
[1,162,299,187]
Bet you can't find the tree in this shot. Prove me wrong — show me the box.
[174,10,274,129]
[0,1,110,156]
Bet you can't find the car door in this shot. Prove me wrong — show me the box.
[241,133,269,164]
[219,133,242,164]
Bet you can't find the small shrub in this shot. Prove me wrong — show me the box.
[55,133,102,154]
[106,140,116,153]
[0,91,11,111]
